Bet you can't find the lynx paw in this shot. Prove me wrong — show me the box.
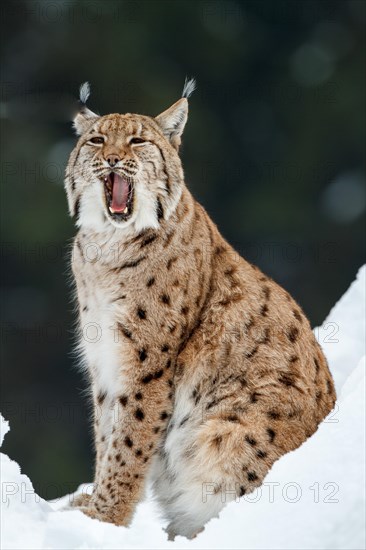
[78,501,129,527]
[60,492,92,511]
[70,493,92,508]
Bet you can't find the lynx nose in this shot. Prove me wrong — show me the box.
[106,154,121,167]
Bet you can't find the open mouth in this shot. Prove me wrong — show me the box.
[103,172,134,221]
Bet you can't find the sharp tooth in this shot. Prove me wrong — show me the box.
[104,177,108,183]
[109,206,114,213]
[123,207,128,214]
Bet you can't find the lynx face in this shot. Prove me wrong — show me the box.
[65,81,195,233]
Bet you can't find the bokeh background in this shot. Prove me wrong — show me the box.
[1,0,365,499]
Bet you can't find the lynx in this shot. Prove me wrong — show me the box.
[64,80,336,539]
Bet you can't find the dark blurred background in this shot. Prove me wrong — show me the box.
[1,0,365,500]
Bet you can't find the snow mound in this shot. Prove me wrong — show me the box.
[316,264,365,391]
[1,266,365,550]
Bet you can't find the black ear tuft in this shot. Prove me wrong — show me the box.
[182,77,196,99]
[79,82,91,105]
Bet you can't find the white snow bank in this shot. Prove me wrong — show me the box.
[1,266,365,550]
[0,414,9,446]
[316,264,365,392]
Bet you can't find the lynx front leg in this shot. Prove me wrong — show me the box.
[82,355,174,526]
[93,390,115,481]
[70,389,114,509]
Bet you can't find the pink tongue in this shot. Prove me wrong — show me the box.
[111,174,129,212]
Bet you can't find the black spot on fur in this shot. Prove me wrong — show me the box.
[156,198,164,220]
[179,415,189,427]
[74,196,81,219]
[139,349,147,362]
[115,256,146,271]
[257,450,267,459]
[245,435,257,446]
[167,257,178,270]
[135,449,142,457]
[115,453,121,462]
[259,327,270,344]
[166,359,171,369]
[97,392,107,404]
[213,435,222,448]
[224,267,236,278]
[215,246,226,255]
[278,373,295,387]
[137,308,146,320]
[135,392,143,400]
[260,304,269,317]
[287,326,299,343]
[124,436,133,448]
[245,316,255,331]
[263,286,271,300]
[267,428,276,442]
[135,408,144,421]
[238,376,247,388]
[289,355,299,363]
[239,486,246,497]
[153,426,160,434]
[147,277,155,287]
[246,346,258,359]
[160,411,168,420]
[119,395,128,407]
[141,234,157,247]
[267,411,281,420]
[141,369,163,384]
[226,415,239,423]
[293,309,303,322]
[314,357,320,372]
[250,392,259,403]
[247,471,258,482]
[161,294,171,305]
[142,373,153,384]
[118,323,132,340]
[194,391,201,405]
[161,344,169,352]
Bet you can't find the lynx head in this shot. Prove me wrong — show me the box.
[65,79,196,233]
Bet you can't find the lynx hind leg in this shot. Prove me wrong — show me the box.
[152,412,280,540]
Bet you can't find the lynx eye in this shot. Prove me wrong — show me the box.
[89,136,104,145]
[130,137,146,145]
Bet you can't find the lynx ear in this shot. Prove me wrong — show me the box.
[155,78,196,150]
[73,82,99,135]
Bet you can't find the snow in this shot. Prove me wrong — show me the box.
[1,266,365,550]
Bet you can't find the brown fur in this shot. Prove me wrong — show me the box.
[65,87,336,533]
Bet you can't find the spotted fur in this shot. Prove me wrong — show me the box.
[65,83,336,539]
